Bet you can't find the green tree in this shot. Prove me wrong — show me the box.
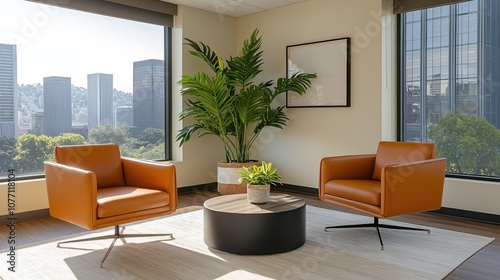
[88,123,129,145]
[125,142,165,160]
[428,113,500,175]
[0,135,17,174]
[53,133,86,147]
[14,134,53,173]
[138,128,164,145]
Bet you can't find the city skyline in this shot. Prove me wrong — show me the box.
[402,0,500,141]
[0,0,164,93]
[1,40,157,138]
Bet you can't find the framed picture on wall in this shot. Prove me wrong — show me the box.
[286,37,350,108]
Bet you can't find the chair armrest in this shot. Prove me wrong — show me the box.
[319,154,376,197]
[320,154,376,181]
[381,158,447,217]
[121,157,178,210]
[44,162,98,230]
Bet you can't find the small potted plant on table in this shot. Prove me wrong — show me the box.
[236,161,281,204]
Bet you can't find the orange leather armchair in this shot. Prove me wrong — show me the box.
[44,143,177,266]
[319,141,446,249]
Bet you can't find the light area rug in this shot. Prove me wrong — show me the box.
[0,205,494,280]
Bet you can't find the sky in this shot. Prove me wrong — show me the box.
[0,0,165,93]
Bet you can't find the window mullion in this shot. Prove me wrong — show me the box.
[421,10,428,140]
[478,0,485,117]
[450,4,457,114]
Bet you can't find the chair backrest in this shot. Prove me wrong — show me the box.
[54,143,125,188]
[371,141,436,181]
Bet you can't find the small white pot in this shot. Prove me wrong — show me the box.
[247,184,270,204]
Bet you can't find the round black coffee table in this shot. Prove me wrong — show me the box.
[203,193,306,255]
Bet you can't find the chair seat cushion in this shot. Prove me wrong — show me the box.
[97,186,170,218]
[324,180,381,206]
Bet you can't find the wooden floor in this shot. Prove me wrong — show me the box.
[1,189,499,279]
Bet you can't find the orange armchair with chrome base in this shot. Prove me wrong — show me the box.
[44,143,177,266]
[319,141,446,249]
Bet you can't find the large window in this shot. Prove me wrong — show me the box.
[0,0,171,179]
[400,0,500,178]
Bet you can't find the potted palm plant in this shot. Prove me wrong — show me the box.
[176,28,316,194]
[236,161,281,204]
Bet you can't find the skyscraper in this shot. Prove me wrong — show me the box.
[114,106,133,128]
[402,0,500,141]
[482,0,500,128]
[43,76,72,136]
[132,59,165,136]
[87,73,113,130]
[31,111,44,135]
[0,43,18,138]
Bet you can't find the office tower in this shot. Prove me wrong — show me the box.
[71,125,88,139]
[43,76,72,136]
[114,106,133,128]
[402,0,500,140]
[482,0,500,128]
[0,43,18,138]
[87,73,113,130]
[31,111,44,135]
[132,59,164,136]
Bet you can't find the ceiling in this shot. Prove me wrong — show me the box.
[162,0,309,17]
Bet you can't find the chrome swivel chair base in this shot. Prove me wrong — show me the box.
[57,225,174,267]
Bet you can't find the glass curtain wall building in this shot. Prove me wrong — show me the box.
[132,59,165,137]
[0,43,18,138]
[88,73,114,130]
[43,76,72,137]
[401,0,500,178]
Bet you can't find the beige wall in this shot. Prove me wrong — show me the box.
[2,0,500,217]
[236,0,384,187]
[0,179,48,216]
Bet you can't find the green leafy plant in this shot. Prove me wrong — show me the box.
[176,28,316,163]
[236,161,282,186]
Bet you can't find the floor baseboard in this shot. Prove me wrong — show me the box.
[430,207,500,225]
[178,182,217,194]
[0,209,50,225]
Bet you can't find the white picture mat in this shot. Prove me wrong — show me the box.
[287,38,349,107]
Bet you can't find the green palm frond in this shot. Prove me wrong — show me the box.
[177,72,234,145]
[226,29,263,88]
[254,106,288,135]
[175,123,203,146]
[184,38,224,73]
[234,85,267,124]
[274,72,317,98]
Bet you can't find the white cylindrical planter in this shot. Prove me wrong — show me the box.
[247,184,270,204]
[217,161,260,195]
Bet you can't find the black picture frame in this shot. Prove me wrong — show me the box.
[286,37,350,108]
